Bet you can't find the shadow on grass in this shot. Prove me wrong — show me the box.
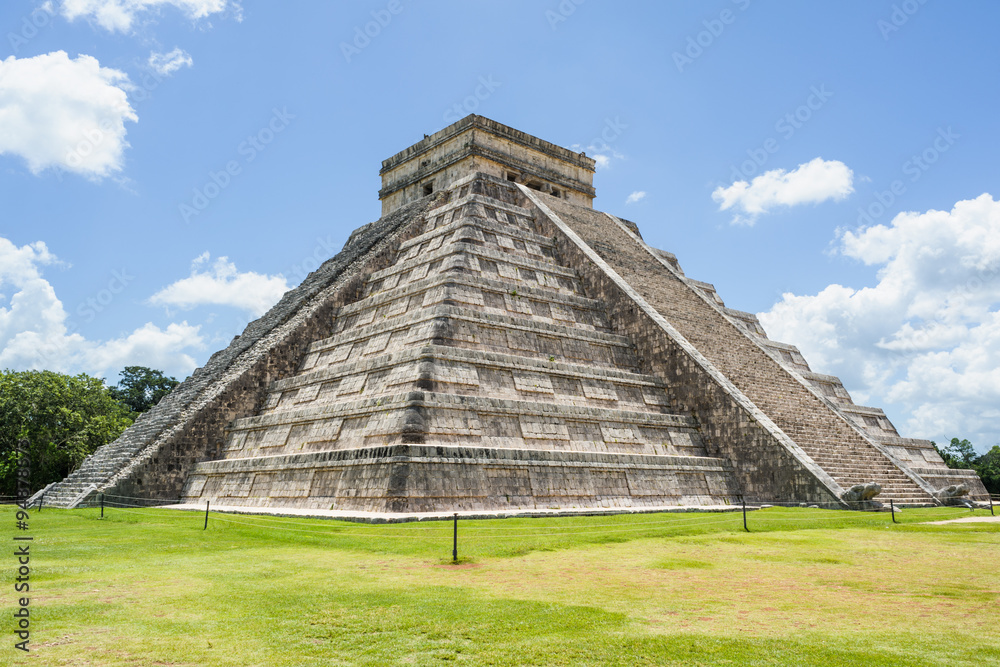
[297,585,973,666]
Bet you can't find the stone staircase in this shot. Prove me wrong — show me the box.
[33,429,151,507]
[531,192,938,507]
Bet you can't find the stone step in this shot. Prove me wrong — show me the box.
[411,191,537,245]
[265,344,675,419]
[398,210,555,256]
[336,271,613,341]
[232,390,696,433]
[220,390,705,462]
[306,304,641,376]
[370,242,583,296]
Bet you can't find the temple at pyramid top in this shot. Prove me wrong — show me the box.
[379,115,597,215]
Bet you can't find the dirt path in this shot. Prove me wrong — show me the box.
[923,515,1000,525]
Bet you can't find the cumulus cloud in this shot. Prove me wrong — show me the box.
[148,47,193,76]
[626,191,646,205]
[0,236,204,379]
[59,0,239,33]
[713,158,854,226]
[758,193,1000,450]
[0,51,137,179]
[149,253,289,316]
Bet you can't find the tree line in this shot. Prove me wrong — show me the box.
[0,367,179,497]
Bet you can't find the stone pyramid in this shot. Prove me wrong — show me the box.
[39,115,988,513]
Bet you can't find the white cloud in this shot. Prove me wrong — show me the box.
[626,191,646,205]
[0,51,137,179]
[712,158,854,226]
[758,193,1000,451]
[148,48,193,76]
[59,0,239,33]
[149,253,289,316]
[0,237,204,379]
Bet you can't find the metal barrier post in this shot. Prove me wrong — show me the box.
[452,513,458,562]
[742,499,749,532]
[100,493,104,519]
[204,500,210,530]
[990,496,994,517]
[890,499,897,523]
[38,494,44,511]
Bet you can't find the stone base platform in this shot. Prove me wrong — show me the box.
[163,500,745,524]
[181,444,741,514]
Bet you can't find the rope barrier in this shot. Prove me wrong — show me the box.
[445,511,745,531]
[196,508,742,531]
[198,513,453,532]
[105,505,192,518]
[101,493,183,504]
[77,494,995,553]
[208,514,447,539]
[199,506,752,533]
[471,515,746,539]
[204,509,744,538]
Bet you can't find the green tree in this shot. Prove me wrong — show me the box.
[947,438,978,467]
[108,366,179,414]
[932,438,977,468]
[976,445,1000,495]
[0,370,135,497]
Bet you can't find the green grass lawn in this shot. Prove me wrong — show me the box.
[4,505,999,666]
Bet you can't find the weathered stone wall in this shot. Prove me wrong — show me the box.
[185,444,738,512]
[40,195,439,507]
[522,186,849,505]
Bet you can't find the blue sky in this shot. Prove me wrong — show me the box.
[2,1,999,451]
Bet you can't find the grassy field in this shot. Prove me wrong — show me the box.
[3,504,999,666]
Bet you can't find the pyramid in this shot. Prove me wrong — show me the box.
[38,115,988,513]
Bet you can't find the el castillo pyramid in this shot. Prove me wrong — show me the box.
[38,115,988,514]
